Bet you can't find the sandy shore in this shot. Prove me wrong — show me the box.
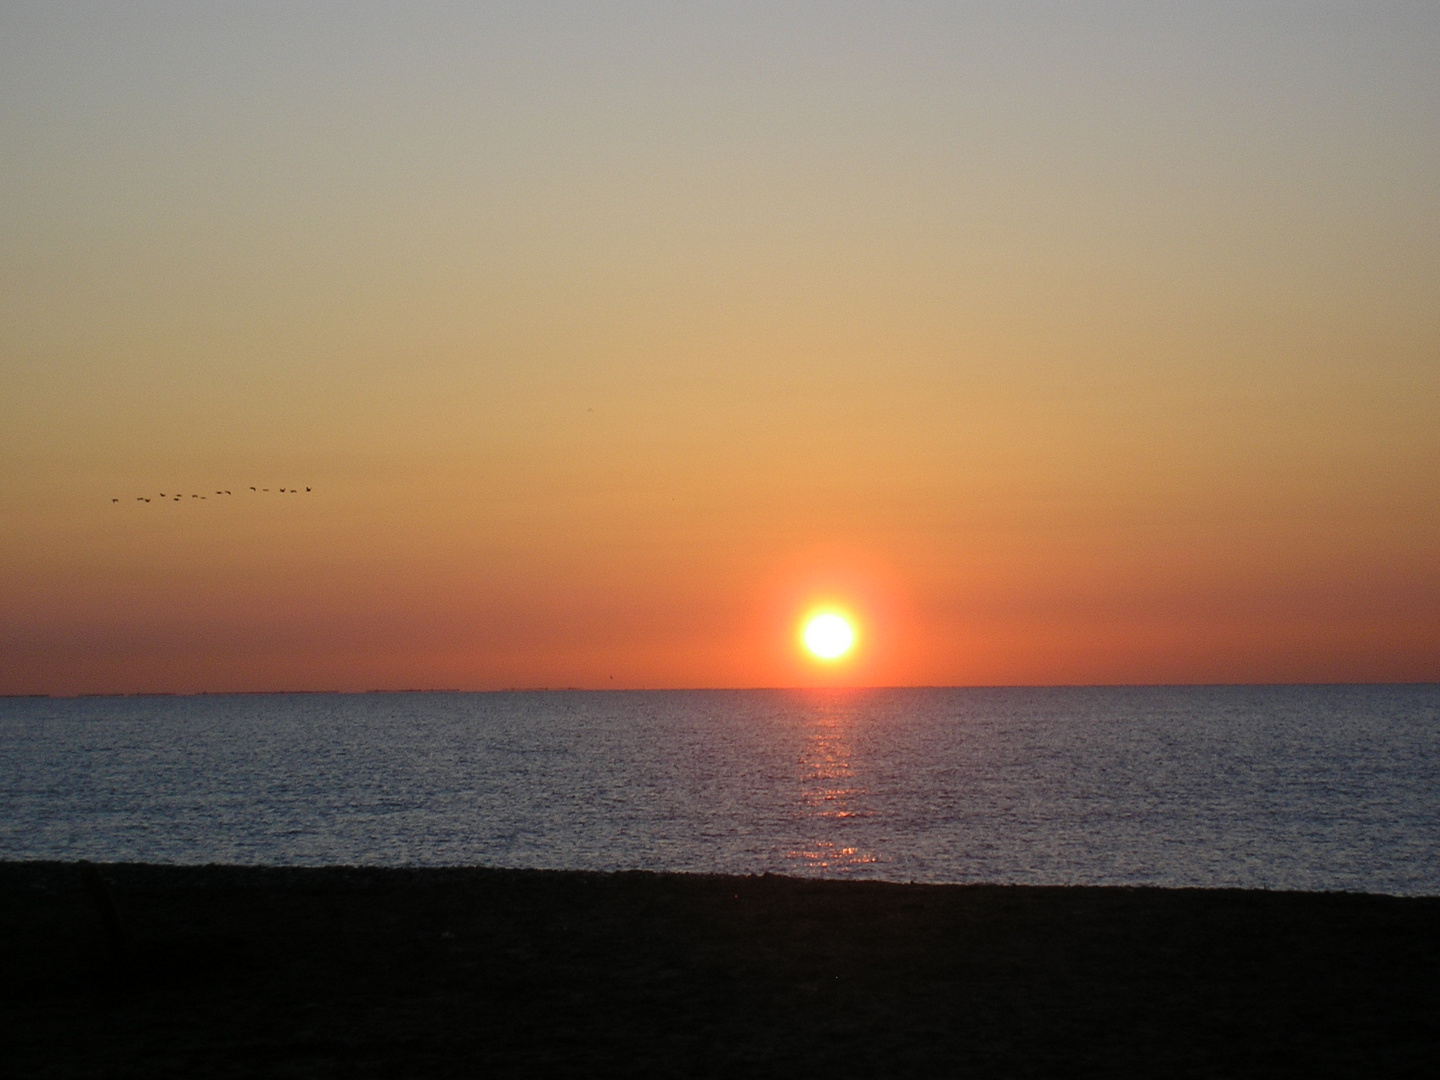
[4,861,1438,1076]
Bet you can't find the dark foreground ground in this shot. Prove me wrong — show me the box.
[3,862,1438,1078]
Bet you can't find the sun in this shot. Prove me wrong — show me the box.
[802,612,855,661]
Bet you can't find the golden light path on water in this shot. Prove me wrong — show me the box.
[788,694,879,873]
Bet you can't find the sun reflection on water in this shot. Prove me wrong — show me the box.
[786,694,880,874]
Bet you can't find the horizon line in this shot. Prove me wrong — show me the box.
[6,680,1438,700]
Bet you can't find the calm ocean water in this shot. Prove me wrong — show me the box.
[2,686,1437,893]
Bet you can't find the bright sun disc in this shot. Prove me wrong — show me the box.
[803,613,855,660]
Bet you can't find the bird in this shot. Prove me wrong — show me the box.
[250,486,256,491]
[225,490,231,495]
[144,498,150,502]
[112,498,119,503]
[306,487,311,492]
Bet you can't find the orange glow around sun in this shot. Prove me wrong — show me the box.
[801,611,856,662]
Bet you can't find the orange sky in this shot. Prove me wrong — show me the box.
[2,4,1437,693]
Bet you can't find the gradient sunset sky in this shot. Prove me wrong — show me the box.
[3,2,1437,694]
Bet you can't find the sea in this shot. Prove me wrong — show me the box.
[2,685,1437,894]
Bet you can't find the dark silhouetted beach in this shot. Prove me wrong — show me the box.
[4,861,1438,1077]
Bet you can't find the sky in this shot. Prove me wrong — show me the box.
[2,1,1437,693]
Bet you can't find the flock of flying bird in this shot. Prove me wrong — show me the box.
[112,486,312,503]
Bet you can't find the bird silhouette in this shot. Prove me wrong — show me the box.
[120,484,310,505]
